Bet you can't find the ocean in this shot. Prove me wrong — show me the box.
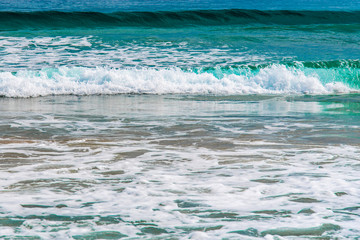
[0,0,360,239]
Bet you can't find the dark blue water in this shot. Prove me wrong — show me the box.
[1,0,360,12]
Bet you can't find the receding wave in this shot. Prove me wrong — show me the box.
[1,62,359,97]
[1,10,360,30]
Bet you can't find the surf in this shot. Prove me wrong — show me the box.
[1,63,358,97]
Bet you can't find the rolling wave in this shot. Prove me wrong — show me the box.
[1,62,359,97]
[1,10,360,30]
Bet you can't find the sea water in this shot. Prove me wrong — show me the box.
[0,0,360,239]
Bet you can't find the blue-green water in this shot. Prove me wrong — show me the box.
[0,1,360,239]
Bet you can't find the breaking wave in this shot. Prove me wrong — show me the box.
[1,63,359,97]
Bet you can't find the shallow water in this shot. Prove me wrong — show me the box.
[1,95,360,239]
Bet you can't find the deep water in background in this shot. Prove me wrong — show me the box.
[1,0,360,12]
[1,0,360,239]
[2,10,360,30]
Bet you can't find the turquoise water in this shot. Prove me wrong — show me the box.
[0,0,360,239]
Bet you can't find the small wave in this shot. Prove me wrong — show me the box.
[0,64,358,98]
[1,10,360,30]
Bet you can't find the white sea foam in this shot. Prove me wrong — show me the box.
[0,36,270,71]
[1,95,360,238]
[0,66,355,97]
